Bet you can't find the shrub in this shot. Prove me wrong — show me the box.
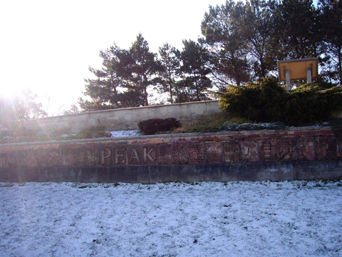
[138,118,181,135]
[219,78,342,126]
[219,78,286,123]
[284,84,342,126]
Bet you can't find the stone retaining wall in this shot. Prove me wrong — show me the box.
[1,126,342,183]
[24,100,223,133]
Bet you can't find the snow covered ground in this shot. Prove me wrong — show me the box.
[0,181,342,257]
[110,130,141,138]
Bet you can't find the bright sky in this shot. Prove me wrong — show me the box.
[0,0,227,116]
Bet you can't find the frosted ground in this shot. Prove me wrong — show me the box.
[110,130,141,138]
[0,181,342,257]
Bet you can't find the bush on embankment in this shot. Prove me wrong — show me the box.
[218,78,342,126]
[138,118,181,135]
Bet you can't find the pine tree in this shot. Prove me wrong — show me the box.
[239,0,276,78]
[79,35,161,111]
[122,34,163,106]
[319,0,342,84]
[271,0,321,60]
[79,44,131,110]
[158,43,181,103]
[201,0,251,86]
[178,40,212,102]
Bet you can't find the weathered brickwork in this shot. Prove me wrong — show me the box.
[0,126,342,182]
[1,127,342,169]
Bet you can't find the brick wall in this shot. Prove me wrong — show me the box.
[1,126,342,183]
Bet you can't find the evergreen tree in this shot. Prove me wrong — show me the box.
[178,40,212,102]
[271,0,321,60]
[319,0,342,84]
[158,43,182,103]
[201,0,251,86]
[240,0,277,78]
[79,44,140,111]
[122,34,163,106]
[79,34,161,111]
[79,1,341,109]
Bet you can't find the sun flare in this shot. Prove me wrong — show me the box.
[0,85,25,99]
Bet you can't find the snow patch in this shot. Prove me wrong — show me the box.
[110,130,141,138]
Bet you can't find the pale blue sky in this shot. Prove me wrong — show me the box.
[0,0,227,115]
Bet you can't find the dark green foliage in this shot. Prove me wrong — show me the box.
[123,34,164,106]
[157,40,215,104]
[219,78,342,126]
[178,40,212,102]
[79,34,162,111]
[219,78,286,123]
[78,0,341,111]
[201,0,251,86]
[242,0,277,78]
[319,0,342,84]
[158,43,182,103]
[271,0,321,60]
[138,118,181,135]
[79,44,137,111]
[201,0,341,84]
[284,84,342,125]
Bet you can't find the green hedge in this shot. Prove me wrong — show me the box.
[219,78,342,126]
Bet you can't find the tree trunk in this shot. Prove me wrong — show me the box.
[169,79,173,104]
[338,45,342,85]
